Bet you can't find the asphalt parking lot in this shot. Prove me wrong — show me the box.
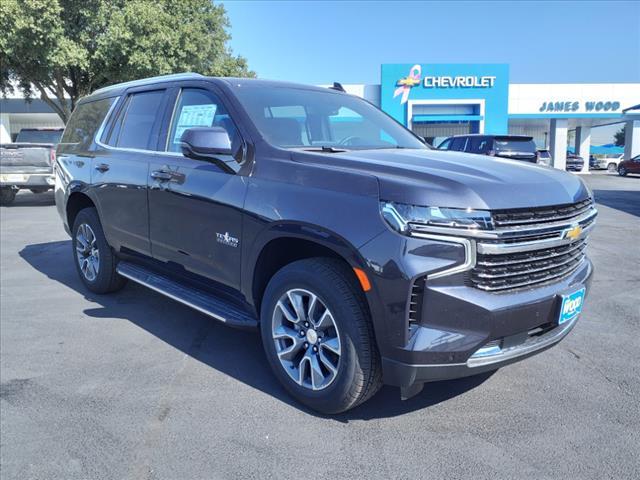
[1,172,639,480]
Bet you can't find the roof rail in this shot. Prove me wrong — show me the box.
[92,72,205,96]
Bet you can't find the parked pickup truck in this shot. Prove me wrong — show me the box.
[0,128,63,205]
[55,74,596,413]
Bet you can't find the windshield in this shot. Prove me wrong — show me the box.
[233,86,427,151]
[16,129,63,144]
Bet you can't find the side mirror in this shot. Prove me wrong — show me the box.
[180,126,233,162]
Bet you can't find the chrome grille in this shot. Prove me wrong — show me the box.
[491,198,593,228]
[470,199,596,292]
[471,238,587,291]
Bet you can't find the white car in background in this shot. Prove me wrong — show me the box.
[596,154,624,172]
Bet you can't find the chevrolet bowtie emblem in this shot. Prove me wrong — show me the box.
[564,225,583,240]
[397,76,421,87]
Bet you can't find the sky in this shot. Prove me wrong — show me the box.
[222,0,640,85]
[221,0,638,144]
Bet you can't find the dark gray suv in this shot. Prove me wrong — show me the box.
[439,134,538,162]
[54,74,595,413]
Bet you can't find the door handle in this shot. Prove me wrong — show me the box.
[95,163,110,173]
[150,170,174,181]
[150,170,185,183]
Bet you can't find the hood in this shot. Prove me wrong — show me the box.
[291,148,590,210]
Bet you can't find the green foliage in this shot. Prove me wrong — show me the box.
[0,0,254,123]
[614,125,625,147]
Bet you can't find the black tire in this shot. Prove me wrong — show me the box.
[619,166,627,176]
[0,187,17,205]
[71,207,127,293]
[607,163,617,173]
[260,258,382,414]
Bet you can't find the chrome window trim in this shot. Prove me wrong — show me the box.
[410,232,476,279]
[93,96,121,148]
[95,94,171,156]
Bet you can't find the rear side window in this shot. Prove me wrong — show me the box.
[59,97,116,153]
[450,137,467,151]
[111,90,165,150]
[468,137,490,154]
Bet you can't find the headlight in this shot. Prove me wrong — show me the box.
[380,201,493,234]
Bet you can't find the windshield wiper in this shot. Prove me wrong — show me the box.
[301,146,347,153]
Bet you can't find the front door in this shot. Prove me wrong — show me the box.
[148,87,247,290]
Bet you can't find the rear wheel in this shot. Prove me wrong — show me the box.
[72,207,126,293]
[0,187,17,205]
[260,258,382,414]
[619,165,627,176]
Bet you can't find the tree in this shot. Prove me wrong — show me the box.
[0,0,254,123]
[614,125,626,146]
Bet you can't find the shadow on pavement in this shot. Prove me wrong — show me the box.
[1,190,55,207]
[19,240,492,421]
[593,189,640,218]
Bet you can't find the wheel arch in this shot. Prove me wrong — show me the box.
[66,191,96,229]
[245,223,374,315]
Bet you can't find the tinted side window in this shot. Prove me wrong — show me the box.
[468,137,489,154]
[116,90,165,150]
[437,138,452,150]
[59,97,116,153]
[166,88,242,158]
[450,137,467,151]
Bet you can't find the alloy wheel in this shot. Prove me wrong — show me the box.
[75,223,100,282]
[271,288,341,391]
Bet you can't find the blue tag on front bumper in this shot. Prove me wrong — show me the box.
[559,287,585,325]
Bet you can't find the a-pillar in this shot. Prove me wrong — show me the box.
[575,126,591,174]
[549,118,568,170]
[624,120,640,160]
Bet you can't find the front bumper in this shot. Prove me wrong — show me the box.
[379,257,593,388]
[382,302,582,387]
[359,206,595,390]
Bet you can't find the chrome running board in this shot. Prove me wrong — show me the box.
[116,261,257,328]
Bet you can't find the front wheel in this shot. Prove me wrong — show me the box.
[607,163,617,173]
[260,258,382,414]
[72,207,126,293]
[619,166,627,176]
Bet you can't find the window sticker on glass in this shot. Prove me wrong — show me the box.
[173,104,217,143]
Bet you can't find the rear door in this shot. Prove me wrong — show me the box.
[92,87,171,255]
[147,83,248,290]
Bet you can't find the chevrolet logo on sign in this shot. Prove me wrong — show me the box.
[564,225,583,240]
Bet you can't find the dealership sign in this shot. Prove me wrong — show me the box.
[539,100,621,113]
[423,76,496,88]
[393,64,498,104]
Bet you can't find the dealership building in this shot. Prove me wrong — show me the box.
[2,63,639,172]
[331,63,640,172]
